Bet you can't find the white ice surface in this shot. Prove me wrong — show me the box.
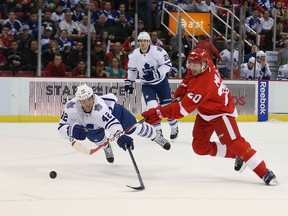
[0,121,287,216]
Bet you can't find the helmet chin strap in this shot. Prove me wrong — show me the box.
[201,62,208,73]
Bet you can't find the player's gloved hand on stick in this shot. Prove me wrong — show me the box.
[68,124,87,140]
[167,67,178,78]
[124,79,134,94]
[117,135,134,151]
[142,107,164,125]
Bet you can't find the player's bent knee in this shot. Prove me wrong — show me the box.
[192,139,212,156]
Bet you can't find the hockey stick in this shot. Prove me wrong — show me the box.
[126,145,145,190]
[71,118,147,155]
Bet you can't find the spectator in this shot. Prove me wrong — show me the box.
[114,3,134,25]
[78,15,96,36]
[99,30,113,53]
[72,60,87,77]
[94,13,111,37]
[59,10,82,40]
[21,39,38,73]
[138,19,146,33]
[0,25,14,53]
[150,31,164,48]
[105,57,126,78]
[52,4,65,24]
[194,34,221,63]
[60,42,73,71]
[170,27,192,60]
[91,60,108,77]
[107,41,128,70]
[68,40,87,69]
[216,40,239,79]
[277,38,288,69]
[256,50,272,79]
[271,1,284,21]
[100,1,117,25]
[15,25,33,52]
[25,10,39,39]
[4,11,22,35]
[42,40,59,68]
[260,10,274,35]
[194,0,210,12]
[122,30,136,54]
[86,1,99,25]
[240,57,261,80]
[42,10,58,38]
[90,41,109,69]
[56,29,76,52]
[245,9,263,43]
[44,53,66,77]
[244,44,259,62]
[41,26,54,51]
[7,40,23,75]
[71,4,85,23]
[111,13,132,44]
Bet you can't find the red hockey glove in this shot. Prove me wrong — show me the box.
[142,107,164,125]
[174,70,193,100]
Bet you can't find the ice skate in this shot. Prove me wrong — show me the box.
[262,170,278,186]
[152,131,171,150]
[234,157,247,172]
[170,126,179,141]
[103,144,114,163]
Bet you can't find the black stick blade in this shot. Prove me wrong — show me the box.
[126,184,145,190]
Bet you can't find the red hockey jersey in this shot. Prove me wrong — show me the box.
[163,61,238,121]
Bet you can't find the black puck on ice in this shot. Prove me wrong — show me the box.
[49,171,57,179]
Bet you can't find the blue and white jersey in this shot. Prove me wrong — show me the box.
[58,93,123,140]
[216,49,239,69]
[277,64,288,80]
[127,45,172,85]
[240,63,261,80]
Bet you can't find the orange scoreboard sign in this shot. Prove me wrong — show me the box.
[168,12,211,36]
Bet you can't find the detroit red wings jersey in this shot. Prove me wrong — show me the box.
[163,61,237,121]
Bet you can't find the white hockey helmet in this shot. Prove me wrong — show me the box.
[138,31,151,41]
[75,84,94,100]
[257,50,266,58]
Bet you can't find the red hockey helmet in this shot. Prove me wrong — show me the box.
[188,48,210,63]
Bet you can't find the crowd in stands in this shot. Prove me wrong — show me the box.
[0,0,287,80]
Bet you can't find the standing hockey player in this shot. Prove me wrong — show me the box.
[124,31,179,142]
[58,84,171,163]
[142,48,278,186]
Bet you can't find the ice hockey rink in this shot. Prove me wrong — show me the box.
[0,121,287,216]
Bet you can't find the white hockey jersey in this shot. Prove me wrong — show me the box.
[127,45,172,85]
[216,49,239,69]
[240,63,261,79]
[277,64,288,80]
[58,93,123,140]
[256,61,272,79]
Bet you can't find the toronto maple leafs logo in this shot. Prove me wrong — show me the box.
[94,103,103,111]
[142,63,155,81]
[66,101,75,109]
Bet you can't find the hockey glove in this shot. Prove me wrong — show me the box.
[68,124,87,140]
[167,67,178,78]
[142,107,164,125]
[124,79,134,94]
[174,69,193,100]
[117,135,134,151]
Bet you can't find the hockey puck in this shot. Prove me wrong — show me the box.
[49,171,57,179]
